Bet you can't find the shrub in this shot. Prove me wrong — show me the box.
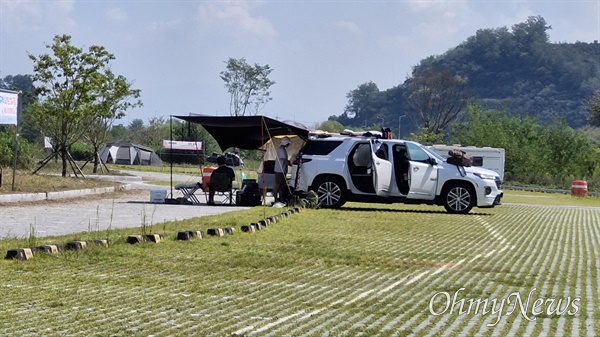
[0,127,35,169]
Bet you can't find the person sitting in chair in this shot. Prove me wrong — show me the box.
[207,155,235,205]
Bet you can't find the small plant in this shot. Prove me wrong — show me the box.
[27,221,37,248]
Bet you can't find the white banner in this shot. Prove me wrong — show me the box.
[162,140,202,151]
[0,91,18,125]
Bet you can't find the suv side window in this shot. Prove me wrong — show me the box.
[302,140,343,155]
[406,142,431,163]
[375,143,389,160]
[350,143,371,169]
[348,142,375,193]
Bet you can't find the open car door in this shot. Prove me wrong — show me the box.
[405,142,437,200]
[370,140,393,197]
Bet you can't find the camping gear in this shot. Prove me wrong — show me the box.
[99,140,163,166]
[236,179,262,206]
[206,152,244,167]
[447,149,473,167]
[173,115,310,150]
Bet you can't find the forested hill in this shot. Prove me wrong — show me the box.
[334,16,600,131]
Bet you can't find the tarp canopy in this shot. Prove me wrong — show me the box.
[173,114,310,150]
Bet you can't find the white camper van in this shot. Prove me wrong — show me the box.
[429,145,506,180]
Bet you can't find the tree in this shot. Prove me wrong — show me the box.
[587,90,600,126]
[339,82,384,128]
[220,58,275,116]
[28,34,140,176]
[128,118,144,132]
[317,120,345,133]
[452,104,599,183]
[404,68,471,137]
[84,71,142,173]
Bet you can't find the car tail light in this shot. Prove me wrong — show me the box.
[293,157,312,165]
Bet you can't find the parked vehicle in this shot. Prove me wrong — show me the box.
[290,134,503,214]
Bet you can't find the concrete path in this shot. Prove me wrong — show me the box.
[0,170,250,239]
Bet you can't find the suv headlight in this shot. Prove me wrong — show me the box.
[473,172,496,180]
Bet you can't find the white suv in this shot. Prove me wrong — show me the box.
[289,135,503,214]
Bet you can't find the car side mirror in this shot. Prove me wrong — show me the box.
[427,157,437,166]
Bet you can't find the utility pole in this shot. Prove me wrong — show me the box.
[377,116,385,129]
[398,115,406,139]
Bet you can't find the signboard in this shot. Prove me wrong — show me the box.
[162,140,202,151]
[44,137,54,149]
[0,91,18,125]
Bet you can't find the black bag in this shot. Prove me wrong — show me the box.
[447,149,473,167]
[236,179,262,206]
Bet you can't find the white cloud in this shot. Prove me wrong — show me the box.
[403,0,473,41]
[106,7,128,23]
[335,20,363,35]
[146,19,181,33]
[407,0,462,12]
[196,1,276,40]
[0,0,76,32]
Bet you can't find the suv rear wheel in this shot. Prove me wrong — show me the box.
[442,182,475,214]
[311,176,347,208]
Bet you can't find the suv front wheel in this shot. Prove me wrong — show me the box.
[442,182,476,214]
[311,176,347,208]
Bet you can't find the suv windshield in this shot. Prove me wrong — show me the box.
[409,142,445,161]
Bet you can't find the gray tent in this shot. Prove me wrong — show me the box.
[99,140,163,166]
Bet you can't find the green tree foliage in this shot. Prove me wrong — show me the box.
[109,124,127,140]
[220,58,275,116]
[27,34,140,176]
[427,15,599,128]
[128,118,144,132]
[587,90,600,126]
[84,71,142,172]
[338,82,384,127]
[0,127,35,169]
[332,16,600,136]
[452,104,600,184]
[406,128,444,145]
[317,120,345,133]
[404,68,471,135]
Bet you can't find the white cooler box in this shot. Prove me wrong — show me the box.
[150,189,167,203]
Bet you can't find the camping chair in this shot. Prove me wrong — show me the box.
[175,182,202,205]
[209,172,235,205]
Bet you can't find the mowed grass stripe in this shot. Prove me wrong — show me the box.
[577,209,600,336]
[370,216,506,333]
[396,210,528,335]
[423,205,554,335]
[241,269,405,335]
[585,209,600,333]
[500,206,566,336]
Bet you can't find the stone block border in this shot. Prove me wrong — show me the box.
[5,206,303,261]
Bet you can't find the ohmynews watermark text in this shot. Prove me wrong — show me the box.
[429,288,580,327]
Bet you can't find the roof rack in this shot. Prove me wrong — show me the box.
[310,129,386,139]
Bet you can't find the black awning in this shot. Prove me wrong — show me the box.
[174,115,310,150]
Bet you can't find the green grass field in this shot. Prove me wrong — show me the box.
[0,190,598,336]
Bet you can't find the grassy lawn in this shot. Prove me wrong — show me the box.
[0,163,125,194]
[0,189,598,336]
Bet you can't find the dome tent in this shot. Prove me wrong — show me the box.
[99,140,163,166]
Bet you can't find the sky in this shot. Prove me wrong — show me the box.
[1,0,599,129]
